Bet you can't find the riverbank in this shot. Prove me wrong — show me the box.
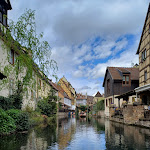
[108,105,150,128]
[0,108,57,136]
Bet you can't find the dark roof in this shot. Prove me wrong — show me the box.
[136,3,150,54]
[76,93,86,100]
[95,91,102,97]
[103,67,139,87]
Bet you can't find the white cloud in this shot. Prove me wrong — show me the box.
[8,0,146,96]
[89,40,139,79]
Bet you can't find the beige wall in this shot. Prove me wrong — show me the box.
[0,38,54,110]
[139,14,150,87]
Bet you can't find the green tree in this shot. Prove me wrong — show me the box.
[0,9,57,94]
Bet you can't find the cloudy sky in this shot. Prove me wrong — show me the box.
[8,0,149,96]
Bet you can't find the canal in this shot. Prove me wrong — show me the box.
[1,117,150,150]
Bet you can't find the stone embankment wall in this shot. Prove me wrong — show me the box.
[123,105,144,124]
[97,111,105,118]
[109,105,150,128]
[58,112,68,119]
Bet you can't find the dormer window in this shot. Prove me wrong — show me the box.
[123,75,130,85]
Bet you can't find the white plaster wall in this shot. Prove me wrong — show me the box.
[105,95,118,117]
[64,97,71,107]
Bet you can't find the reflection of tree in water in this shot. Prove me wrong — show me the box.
[34,125,57,147]
[91,118,105,133]
[0,133,28,150]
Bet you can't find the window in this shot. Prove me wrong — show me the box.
[144,71,147,82]
[142,49,146,62]
[0,8,7,26]
[9,50,14,64]
[123,75,130,85]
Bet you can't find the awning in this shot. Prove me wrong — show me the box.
[135,84,150,93]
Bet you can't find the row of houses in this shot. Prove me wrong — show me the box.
[103,3,150,126]
[0,0,103,113]
[0,1,78,112]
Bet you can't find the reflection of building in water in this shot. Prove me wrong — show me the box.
[20,126,57,150]
[57,118,76,150]
[105,120,150,149]
[21,130,47,150]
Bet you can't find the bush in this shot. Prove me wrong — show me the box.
[16,111,29,131]
[37,98,57,117]
[9,93,23,110]
[97,100,105,110]
[0,109,16,134]
[6,109,29,131]
[0,93,22,110]
[0,96,14,110]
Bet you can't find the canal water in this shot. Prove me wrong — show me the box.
[1,117,150,150]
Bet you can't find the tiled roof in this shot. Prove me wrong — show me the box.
[103,67,139,87]
[95,91,102,97]
[108,67,139,80]
[76,93,86,100]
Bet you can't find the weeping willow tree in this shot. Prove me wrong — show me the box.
[0,9,57,95]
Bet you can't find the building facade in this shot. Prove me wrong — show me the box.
[135,4,150,105]
[58,76,76,111]
[0,1,57,110]
[103,67,139,117]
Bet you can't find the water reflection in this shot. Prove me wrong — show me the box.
[1,117,150,150]
[105,120,150,150]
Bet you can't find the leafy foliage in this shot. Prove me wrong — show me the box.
[97,100,105,111]
[0,96,14,110]
[0,92,23,110]
[37,99,57,117]
[6,109,29,131]
[37,91,57,117]
[79,105,87,111]
[93,100,105,112]
[0,9,57,95]
[0,109,16,134]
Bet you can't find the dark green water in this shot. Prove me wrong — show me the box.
[1,117,150,150]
